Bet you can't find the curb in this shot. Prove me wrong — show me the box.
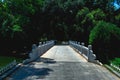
[0,63,22,80]
[104,64,120,78]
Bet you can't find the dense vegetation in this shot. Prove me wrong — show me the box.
[0,0,120,63]
[110,58,120,66]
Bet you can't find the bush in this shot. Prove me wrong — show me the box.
[89,21,120,63]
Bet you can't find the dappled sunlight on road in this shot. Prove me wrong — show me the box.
[6,45,120,80]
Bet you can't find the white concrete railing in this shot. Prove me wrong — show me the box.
[110,63,120,72]
[0,60,17,76]
[69,41,97,63]
[23,40,55,64]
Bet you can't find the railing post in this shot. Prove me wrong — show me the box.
[78,42,80,51]
[23,40,55,64]
[78,42,80,45]
[88,45,92,61]
[81,42,84,54]
[88,45,96,62]
[39,42,42,46]
[32,44,37,52]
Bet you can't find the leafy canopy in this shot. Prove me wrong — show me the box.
[89,21,120,44]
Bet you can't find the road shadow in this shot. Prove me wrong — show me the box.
[35,57,56,64]
[8,65,53,80]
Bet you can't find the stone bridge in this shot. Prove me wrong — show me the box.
[4,41,120,80]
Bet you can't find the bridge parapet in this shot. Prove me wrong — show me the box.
[69,41,102,65]
[0,60,17,79]
[23,40,55,64]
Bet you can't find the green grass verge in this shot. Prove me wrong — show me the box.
[0,56,23,69]
[110,58,120,66]
[107,58,120,74]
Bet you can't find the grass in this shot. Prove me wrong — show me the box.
[0,56,23,69]
[110,58,120,66]
[108,58,120,73]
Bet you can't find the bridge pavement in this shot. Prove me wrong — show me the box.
[6,45,119,80]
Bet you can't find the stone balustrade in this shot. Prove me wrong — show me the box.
[110,63,120,72]
[69,41,97,63]
[23,40,55,64]
[0,60,17,76]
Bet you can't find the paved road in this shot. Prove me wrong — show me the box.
[6,46,119,80]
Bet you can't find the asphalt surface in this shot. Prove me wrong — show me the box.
[6,45,120,80]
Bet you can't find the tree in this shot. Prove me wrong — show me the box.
[76,8,106,43]
[115,13,120,27]
[89,21,120,63]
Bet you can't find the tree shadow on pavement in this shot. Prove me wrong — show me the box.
[8,65,53,80]
[36,57,56,64]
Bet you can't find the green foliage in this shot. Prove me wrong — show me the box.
[115,14,120,21]
[110,58,120,66]
[10,25,23,38]
[82,8,106,24]
[0,13,23,39]
[0,56,23,68]
[88,9,105,20]
[40,37,47,42]
[84,0,114,11]
[76,8,106,43]
[0,0,120,63]
[76,7,89,18]
[11,25,22,32]
[89,21,120,44]
[89,21,120,63]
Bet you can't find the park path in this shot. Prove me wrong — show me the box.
[6,45,119,80]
